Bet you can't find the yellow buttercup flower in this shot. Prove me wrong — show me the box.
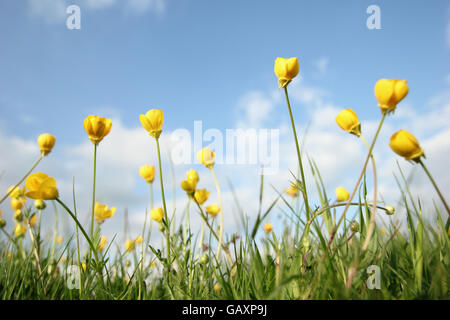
[56,236,63,244]
[213,283,221,292]
[8,186,26,200]
[139,165,155,184]
[27,214,37,228]
[206,204,220,217]
[99,236,108,251]
[25,172,59,200]
[37,133,56,156]
[83,115,112,145]
[336,109,361,137]
[389,129,424,162]
[264,222,273,234]
[197,147,215,169]
[11,198,24,211]
[336,186,350,202]
[94,202,116,224]
[274,57,300,88]
[125,239,136,252]
[374,79,409,114]
[186,169,199,185]
[81,262,87,272]
[194,189,210,205]
[150,207,164,223]
[135,235,143,244]
[285,182,300,198]
[14,224,26,237]
[139,109,164,139]
[181,179,197,194]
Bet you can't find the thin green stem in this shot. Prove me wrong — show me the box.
[155,138,171,278]
[90,144,97,242]
[283,87,310,220]
[210,168,223,261]
[0,154,43,204]
[419,159,450,217]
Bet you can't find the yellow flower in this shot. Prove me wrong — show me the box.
[264,222,273,234]
[99,236,108,251]
[13,210,23,223]
[83,115,112,145]
[385,205,395,215]
[81,262,87,272]
[135,235,143,244]
[56,236,63,244]
[150,207,164,223]
[285,182,300,198]
[94,202,116,224]
[181,179,197,194]
[186,169,199,185]
[380,228,387,236]
[274,57,300,88]
[8,186,26,200]
[336,109,361,137]
[25,172,59,200]
[213,283,221,292]
[206,203,220,217]
[150,261,157,268]
[139,109,164,139]
[37,133,56,156]
[14,224,26,237]
[389,129,424,162]
[11,198,24,211]
[27,214,37,228]
[197,147,215,169]
[139,165,155,184]
[374,79,409,114]
[194,189,210,205]
[125,239,136,252]
[336,186,350,202]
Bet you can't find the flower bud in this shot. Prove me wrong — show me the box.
[197,147,215,169]
[350,221,360,233]
[194,189,210,205]
[206,204,220,217]
[213,283,221,292]
[263,222,273,234]
[385,205,395,215]
[83,115,112,145]
[14,209,23,222]
[158,223,165,232]
[139,165,155,184]
[274,57,300,88]
[34,199,46,210]
[37,133,56,156]
[125,240,136,252]
[0,218,6,229]
[200,253,209,265]
[336,109,361,137]
[389,129,424,162]
[14,224,26,237]
[181,179,196,194]
[151,207,164,223]
[374,79,408,114]
[11,198,24,211]
[335,186,350,202]
[186,169,199,185]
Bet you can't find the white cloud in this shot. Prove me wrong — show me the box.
[314,57,329,76]
[27,0,68,24]
[126,0,167,15]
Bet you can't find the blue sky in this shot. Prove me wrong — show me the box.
[0,0,449,250]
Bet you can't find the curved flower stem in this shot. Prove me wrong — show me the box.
[419,159,450,217]
[283,87,310,220]
[155,138,171,279]
[327,113,386,250]
[210,168,223,261]
[0,154,43,204]
[90,144,97,243]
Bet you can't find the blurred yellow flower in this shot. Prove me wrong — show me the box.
[194,189,210,205]
[285,182,300,198]
[25,172,59,200]
[139,165,155,184]
[99,236,108,251]
[264,222,273,234]
[11,197,24,211]
[336,109,361,137]
[27,214,37,228]
[56,236,63,244]
[83,115,112,145]
[206,203,220,217]
[274,57,300,88]
[374,79,408,114]
[125,239,136,252]
[150,207,164,223]
[13,210,23,222]
[181,179,197,194]
[186,169,199,185]
[135,235,143,244]
[8,186,26,200]
[139,109,164,139]
[81,262,87,272]
[336,186,350,202]
[150,261,157,268]
[213,283,221,292]
[37,133,56,156]
[389,129,424,162]
[380,228,387,236]
[94,202,116,224]
[14,224,26,237]
[197,147,215,169]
